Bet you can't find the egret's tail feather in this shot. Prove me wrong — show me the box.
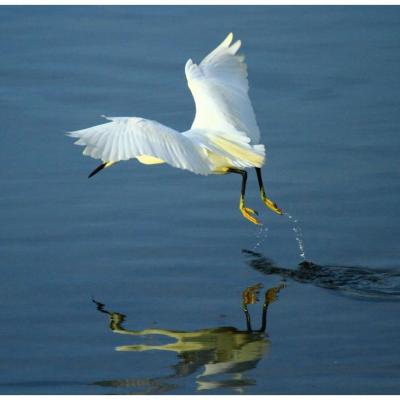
[211,136,265,168]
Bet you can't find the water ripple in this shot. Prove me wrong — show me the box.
[243,250,400,300]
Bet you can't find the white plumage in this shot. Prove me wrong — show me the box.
[186,33,261,144]
[68,33,283,225]
[68,32,264,176]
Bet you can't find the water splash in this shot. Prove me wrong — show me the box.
[284,213,306,261]
[253,225,269,251]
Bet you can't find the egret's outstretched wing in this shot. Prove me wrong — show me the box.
[185,32,261,144]
[67,117,212,175]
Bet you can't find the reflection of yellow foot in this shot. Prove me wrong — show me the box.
[265,283,285,304]
[240,196,261,225]
[242,283,263,305]
[261,192,283,215]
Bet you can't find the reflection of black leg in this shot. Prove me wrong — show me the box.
[259,303,268,333]
[257,284,285,332]
[228,168,260,225]
[255,167,283,215]
[242,303,253,332]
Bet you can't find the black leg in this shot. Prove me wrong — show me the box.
[227,168,260,225]
[255,167,264,192]
[254,167,283,215]
[228,168,247,197]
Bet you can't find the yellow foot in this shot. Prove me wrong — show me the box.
[261,193,283,215]
[240,206,261,225]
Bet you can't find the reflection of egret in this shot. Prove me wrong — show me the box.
[68,33,282,225]
[92,282,284,393]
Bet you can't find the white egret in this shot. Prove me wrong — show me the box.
[68,33,282,225]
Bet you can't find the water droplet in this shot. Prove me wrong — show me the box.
[284,212,306,261]
[253,225,269,250]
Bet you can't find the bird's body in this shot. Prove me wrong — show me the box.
[68,33,282,224]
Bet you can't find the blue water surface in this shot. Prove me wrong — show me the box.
[0,6,400,394]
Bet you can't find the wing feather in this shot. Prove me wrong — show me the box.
[185,32,261,144]
[67,117,213,175]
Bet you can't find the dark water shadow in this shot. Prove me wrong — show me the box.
[91,283,284,394]
[243,250,400,301]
